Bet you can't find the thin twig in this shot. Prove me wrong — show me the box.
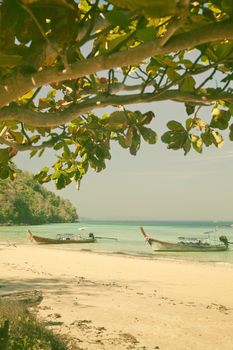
[0,137,54,151]
[20,3,49,44]
[222,79,231,92]
[196,67,217,90]
[194,105,202,118]
[77,0,100,48]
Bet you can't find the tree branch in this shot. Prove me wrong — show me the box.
[0,90,232,128]
[0,20,233,108]
[0,136,54,151]
[159,0,190,47]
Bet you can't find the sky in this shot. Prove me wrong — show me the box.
[14,99,233,221]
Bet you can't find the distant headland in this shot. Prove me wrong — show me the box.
[0,169,78,225]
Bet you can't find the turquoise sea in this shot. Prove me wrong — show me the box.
[1,220,233,264]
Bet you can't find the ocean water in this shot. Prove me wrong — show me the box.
[0,220,233,264]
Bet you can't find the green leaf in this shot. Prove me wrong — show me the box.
[210,108,230,130]
[30,150,37,158]
[125,128,133,147]
[106,112,128,131]
[166,68,180,82]
[146,60,159,76]
[0,52,22,68]
[118,135,128,148]
[54,141,64,150]
[63,143,71,157]
[18,90,35,104]
[140,127,157,144]
[10,131,24,143]
[161,131,188,150]
[222,0,233,16]
[107,33,132,52]
[195,118,206,130]
[78,0,91,12]
[183,138,191,155]
[201,131,213,147]
[185,104,195,116]
[38,97,53,109]
[211,130,224,147]
[30,135,40,144]
[136,27,156,42]
[186,118,193,131]
[155,56,177,68]
[0,148,10,162]
[229,104,233,115]
[105,8,131,27]
[141,111,155,125]
[47,89,57,99]
[129,128,141,155]
[161,131,173,144]
[229,124,233,141]
[167,120,185,131]
[34,170,51,184]
[56,174,66,189]
[190,135,203,153]
[180,76,196,92]
[0,164,10,179]
[214,42,233,60]
[168,134,187,150]
[38,148,45,157]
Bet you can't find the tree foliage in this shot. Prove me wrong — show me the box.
[0,168,78,224]
[0,0,233,188]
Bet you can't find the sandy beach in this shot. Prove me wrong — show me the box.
[1,244,233,350]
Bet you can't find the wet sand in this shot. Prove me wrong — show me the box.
[0,244,233,349]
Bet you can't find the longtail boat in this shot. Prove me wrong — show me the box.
[27,230,96,244]
[140,227,229,252]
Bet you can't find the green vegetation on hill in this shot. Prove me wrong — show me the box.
[0,170,78,225]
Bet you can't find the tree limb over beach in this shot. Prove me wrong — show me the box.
[0,0,233,188]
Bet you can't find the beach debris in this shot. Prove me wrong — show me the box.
[39,305,52,310]
[96,326,106,332]
[46,320,64,326]
[0,290,43,306]
[206,303,230,314]
[70,319,92,330]
[6,241,17,247]
[119,332,139,344]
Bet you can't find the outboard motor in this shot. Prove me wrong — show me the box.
[219,235,229,247]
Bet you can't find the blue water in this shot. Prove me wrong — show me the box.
[1,220,233,264]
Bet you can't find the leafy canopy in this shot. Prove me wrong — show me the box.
[0,0,233,188]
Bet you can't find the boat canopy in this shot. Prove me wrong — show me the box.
[56,233,75,239]
[178,236,209,241]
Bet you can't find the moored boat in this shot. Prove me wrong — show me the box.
[27,230,96,244]
[140,227,229,252]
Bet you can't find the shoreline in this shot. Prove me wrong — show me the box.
[1,245,233,349]
[1,241,233,266]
